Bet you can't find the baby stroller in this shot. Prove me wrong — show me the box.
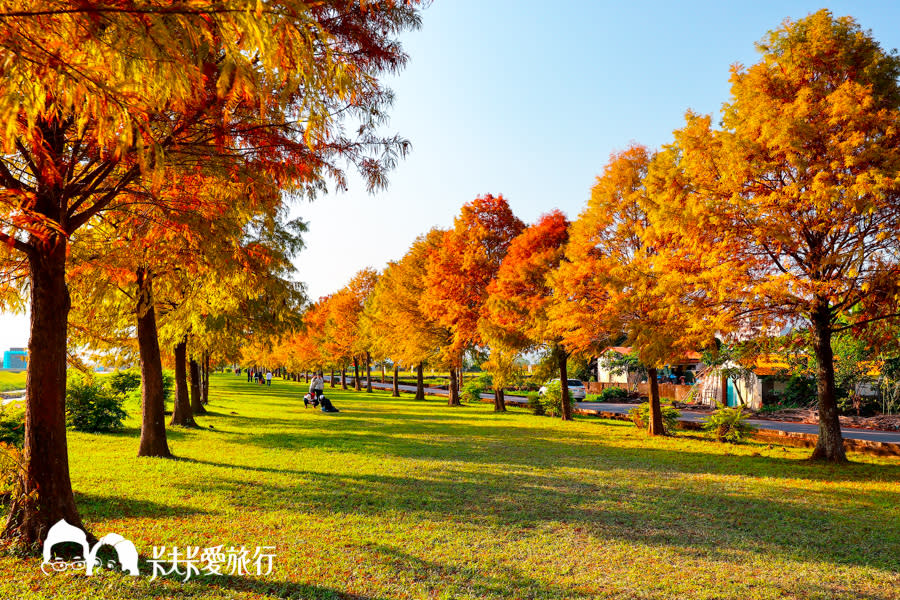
[304,392,339,413]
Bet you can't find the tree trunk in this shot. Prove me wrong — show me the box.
[330,367,336,388]
[135,269,171,459]
[341,366,347,390]
[3,240,83,546]
[494,387,506,412]
[189,358,206,415]
[170,339,196,427]
[381,363,386,384]
[559,346,573,421]
[448,367,461,406]
[353,357,361,391]
[202,352,210,404]
[199,355,208,403]
[416,363,425,400]
[646,367,665,435]
[365,351,372,393]
[392,363,400,397]
[810,303,847,462]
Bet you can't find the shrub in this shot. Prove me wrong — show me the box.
[780,375,817,407]
[66,374,128,433]
[837,393,878,417]
[108,368,141,396]
[525,392,544,416]
[461,376,489,404]
[538,380,564,417]
[628,402,680,434]
[0,405,25,448]
[703,405,758,443]
[597,387,628,403]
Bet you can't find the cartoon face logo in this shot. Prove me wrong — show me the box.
[41,519,139,576]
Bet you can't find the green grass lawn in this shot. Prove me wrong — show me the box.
[0,370,26,393]
[2,373,898,599]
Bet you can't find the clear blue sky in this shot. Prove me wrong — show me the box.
[290,0,900,298]
[2,1,899,348]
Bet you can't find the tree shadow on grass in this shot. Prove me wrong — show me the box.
[189,412,900,574]
[242,413,900,485]
[75,491,211,520]
[136,565,391,600]
[142,543,590,600]
[174,450,900,575]
[106,426,193,441]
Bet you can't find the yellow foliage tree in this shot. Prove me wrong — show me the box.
[655,10,900,460]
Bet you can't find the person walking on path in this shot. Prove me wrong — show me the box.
[266,371,273,386]
[247,369,253,383]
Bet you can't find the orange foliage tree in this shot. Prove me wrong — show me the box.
[326,269,378,392]
[552,145,714,434]
[482,211,572,416]
[363,229,450,399]
[422,195,524,405]
[0,1,424,545]
[655,11,900,460]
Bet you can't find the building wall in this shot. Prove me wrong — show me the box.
[596,364,633,385]
[3,349,27,370]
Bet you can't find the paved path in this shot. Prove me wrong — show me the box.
[1,389,25,406]
[329,377,900,445]
[575,401,900,444]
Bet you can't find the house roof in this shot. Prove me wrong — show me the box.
[600,346,632,355]
[599,347,702,365]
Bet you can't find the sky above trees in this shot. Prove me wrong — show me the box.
[2,0,900,347]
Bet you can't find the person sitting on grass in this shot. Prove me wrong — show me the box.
[305,372,339,413]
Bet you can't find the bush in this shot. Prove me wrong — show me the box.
[780,375,817,407]
[837,392,879,417]
[0,405,24,448]
[108,368,141,396]
[597,387,628,403]
[628,402,680,434]
[703,405,758,443]
[461,374,491,404]
[525,392,544,416]
[66,374,128,433]
[538,380,564,417]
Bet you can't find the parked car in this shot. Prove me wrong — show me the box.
[538,379,586,400]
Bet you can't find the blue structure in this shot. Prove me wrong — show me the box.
[3,348,27,370]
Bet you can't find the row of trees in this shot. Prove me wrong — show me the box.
[256,11,900,466]
[0,1,426,547]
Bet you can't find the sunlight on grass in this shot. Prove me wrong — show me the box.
[0,371,26,393]
[2,373,898,599]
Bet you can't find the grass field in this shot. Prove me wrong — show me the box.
[1,373,898,599]
[0,370,26,393]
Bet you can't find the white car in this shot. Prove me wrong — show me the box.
[539,379,586,400]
